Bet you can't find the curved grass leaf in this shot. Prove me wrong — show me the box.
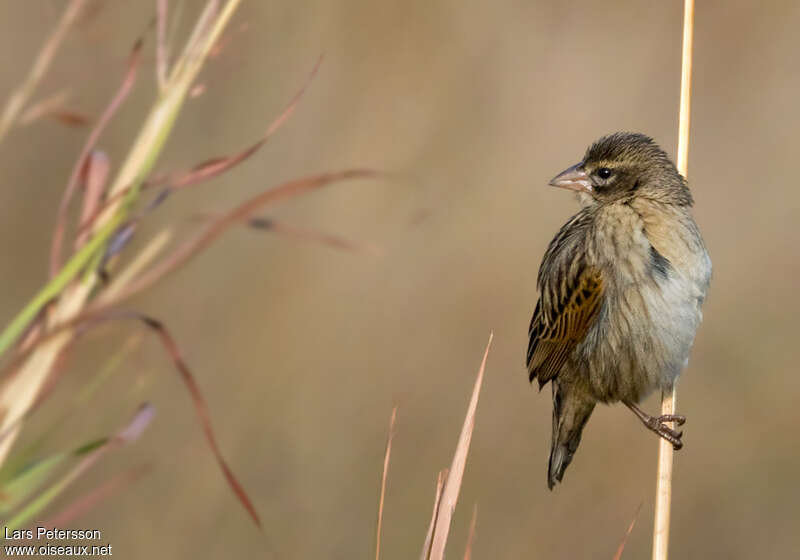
[2,404,153,529]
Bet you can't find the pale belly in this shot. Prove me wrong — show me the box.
[568,253,710,404]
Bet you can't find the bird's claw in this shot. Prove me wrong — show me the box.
[647,415,686,450]
[657,414,686,426]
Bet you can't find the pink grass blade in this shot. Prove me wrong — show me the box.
[75,151,111,248]
[165,54,323,190]
[95,169,378,307]
[49,38,143,278]
[427,332,492,560]
[18,90,71,126]
[0,0,88,142]
[48,109,91,128]
[3,168,377,380]
[420,469,448,560]
[136,313,261,527]
[5,404,154,530]
[0,309,261,527]
[156,0,169,89]
[463,504,478,560]
[40,464,150,528]
[81,310,262,526]
[613,503,643,560]
[190,83,206,98]
[375,406,397,560]
[73,55,324,238]
[168,139,267,190]
[247,217,383,256]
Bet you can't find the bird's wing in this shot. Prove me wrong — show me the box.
[527,266,604,387]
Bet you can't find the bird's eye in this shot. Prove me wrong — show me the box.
[597,168,612,180]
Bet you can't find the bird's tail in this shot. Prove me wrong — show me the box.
[548,382,595,489]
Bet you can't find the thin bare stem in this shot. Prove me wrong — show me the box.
[675,0,694,177]
[463,504,477,560]
[40,465,151,528]
[0,0,87,142]
[614,503,643,560]
[156,0,170,91]
[18,90,71,126]
[653,1,694,559]
[420,469,447,560]
[375,407,397,560]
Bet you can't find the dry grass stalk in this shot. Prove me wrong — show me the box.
[0,0,374,528]
[0,0,242,473]
[97,230,173,306]
[49,41,142,277]
[41,464,151,528]
[420,469,448,560]
[375,406,397,560]
[156,0,170,91]
[463,504,477,560]
[5,403,155,529]
[0,0,87,142]
[75,151,112,249]
[249,218,383,256]
[90,170,377,308]
[18,90,72,126]
[613,503,643,560]
[423,332,492,560]
[653,1,694,559]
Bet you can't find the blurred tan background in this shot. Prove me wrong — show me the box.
[0,0,798,558]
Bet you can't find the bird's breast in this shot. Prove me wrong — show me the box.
[577,202,710,402]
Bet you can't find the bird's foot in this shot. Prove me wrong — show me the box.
[624,401,687,450]
[644,414,686,450]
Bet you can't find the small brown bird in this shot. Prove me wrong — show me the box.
[527,132,711,489]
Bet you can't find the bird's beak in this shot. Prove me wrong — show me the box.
[549,163,592,194]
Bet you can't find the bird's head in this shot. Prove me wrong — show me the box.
[548,132,693,206]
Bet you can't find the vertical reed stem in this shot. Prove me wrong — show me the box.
[653,1,694,559]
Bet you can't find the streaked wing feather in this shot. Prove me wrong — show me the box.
[527,267,604,387]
